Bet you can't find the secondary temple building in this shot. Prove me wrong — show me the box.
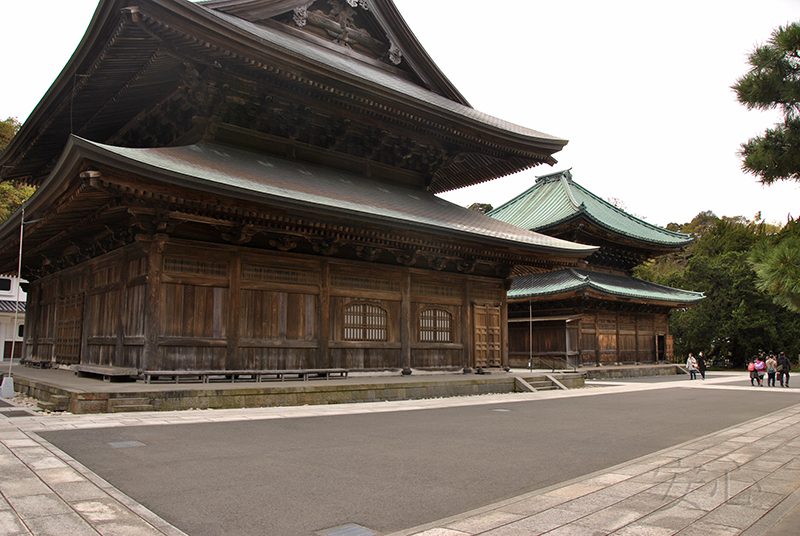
[0,0,597,374]
[488,170,704,368]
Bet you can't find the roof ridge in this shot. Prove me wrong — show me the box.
[569,181,691,240]
[561,173,582,210]
[568,267,589,281]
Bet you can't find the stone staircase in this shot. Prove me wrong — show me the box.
[516,373,583,393]
[108,397,154,413]
[37,394,70,412]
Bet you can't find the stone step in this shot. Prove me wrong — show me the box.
[109,398,153,412]
[111,404,154,413]
[50,395,70,411]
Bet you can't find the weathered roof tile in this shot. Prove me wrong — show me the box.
[509,268,704,304]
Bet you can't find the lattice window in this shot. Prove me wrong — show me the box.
[473,287,502,301]
[164,257,227,277]
[412,283,459,299]
[343,303,387,341]
[243,266,319,286]
[331,274,400,293]
[419,309,453,343]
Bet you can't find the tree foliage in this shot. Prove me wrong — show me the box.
[750,219,800,312]
[0,117,21,153]
[467,202,493,214]
[0,117,36,223]
[0,182,37,223]
[635,212,800,366]
[733,22,800,184]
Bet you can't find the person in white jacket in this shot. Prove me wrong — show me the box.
[686,353,698,380]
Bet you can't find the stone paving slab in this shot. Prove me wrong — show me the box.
[390,392,800,536]
[0,371,798,535]
[0,417,187,536]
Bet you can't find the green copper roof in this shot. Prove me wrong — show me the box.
[488,170,692,247]
[508,268,705,305]
[68,137,595,257]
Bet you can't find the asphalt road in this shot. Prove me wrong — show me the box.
[41,386,799,536]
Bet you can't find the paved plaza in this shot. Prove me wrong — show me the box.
[0,371,799,535]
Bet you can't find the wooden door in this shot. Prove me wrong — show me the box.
[665,335,674,362]
[474,304,501,368]
[55,293,84,365]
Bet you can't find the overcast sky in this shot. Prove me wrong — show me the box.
[1,0,798,227]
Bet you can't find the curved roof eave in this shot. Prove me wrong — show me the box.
[2,0,567,187]
[200,0,472,106]
[508,269,705,305]
[0,0,118,172]
[489,171,693,247]
[20,136,597,259]
[193,4,568,153]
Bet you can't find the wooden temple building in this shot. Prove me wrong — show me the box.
[0,0,598,375]
[488,170,704,368]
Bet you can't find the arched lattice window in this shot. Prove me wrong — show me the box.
[419,308,453,343]
[344,303,387,341]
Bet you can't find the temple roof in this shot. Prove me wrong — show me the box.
[488,170,693,248]
[201,0,470,105]
[0,0,567,192]
[0,136,597,277]
[74,138,594,254]
[508,268,705,306]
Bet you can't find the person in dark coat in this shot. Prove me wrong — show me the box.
[777,352,792,388]
[697,352,707,380]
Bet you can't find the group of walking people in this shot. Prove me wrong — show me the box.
[748,352,792,387]
[685,352,707,380]
[685,351,793,387]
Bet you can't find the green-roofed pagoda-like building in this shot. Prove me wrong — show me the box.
[0,0,597,376]
[488,169,704,367]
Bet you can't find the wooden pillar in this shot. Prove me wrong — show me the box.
[78,266,90,366]
[400,270,411,374]
[634,312,640,364]
[142,235,166,372]
[318,261,330,368]
[462,282,472,371]
[227,253,241,370]
[116,249,129,368]
[615,311,620,364]
[501,279,510,368]
[652,315,657,362]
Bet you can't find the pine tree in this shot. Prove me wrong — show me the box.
[733,22,800,184]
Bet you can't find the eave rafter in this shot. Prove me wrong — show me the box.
[11,169,577,280]
[116,6,553,190]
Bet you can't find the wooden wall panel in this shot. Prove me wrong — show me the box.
[162,283,228,338]
[598,333,617,364]
[619,333,637,363]
[122,346,141,369]
[159,346,226,371]
[239,289,279,340]
[83,344,115,366]
[239,290,317,341]
[236,348,317,370]
[411,348,462,368]
[125,286,147,337]
[86,291,119,338]
[638,335,656,361]
[329,348,402,369]
[285,293,316,340]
